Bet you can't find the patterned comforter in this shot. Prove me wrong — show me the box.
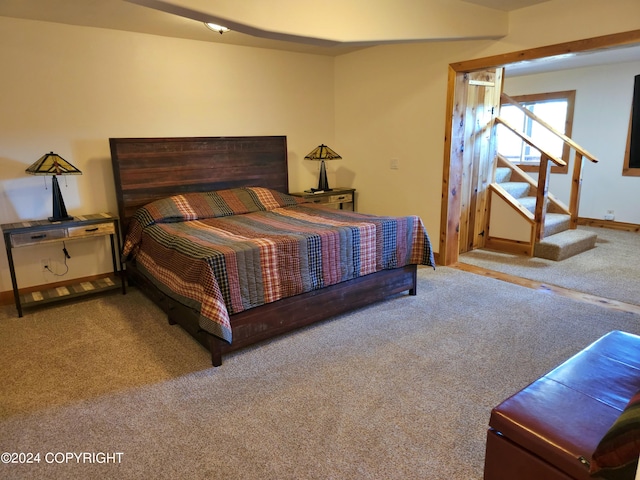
[123,187,435,342]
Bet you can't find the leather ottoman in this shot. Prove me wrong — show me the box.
[484,330,640,480]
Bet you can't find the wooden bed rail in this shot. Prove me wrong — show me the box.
[153,263,418,366]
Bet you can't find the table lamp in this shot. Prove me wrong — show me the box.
[25,151,82,222]
[304,144,342,191]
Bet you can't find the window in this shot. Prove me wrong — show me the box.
[497,90,576,174]
[623,74,640,176]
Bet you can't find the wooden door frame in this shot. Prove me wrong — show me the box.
[458,69,503,255]
[439,29,640,266]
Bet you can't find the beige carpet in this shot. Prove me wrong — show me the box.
[461,226,640,306]
[1,266,639,479]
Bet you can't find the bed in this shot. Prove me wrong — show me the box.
[110,135,435,366]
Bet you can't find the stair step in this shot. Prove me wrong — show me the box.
[491,163,590,262]
[534,229,597,261]
[543,213,571,237]
[495,167,511,183]
[519,196,536,214]
[500,181,530,199]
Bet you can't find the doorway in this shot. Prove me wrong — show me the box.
[439,29,640,266]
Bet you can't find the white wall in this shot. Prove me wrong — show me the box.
[503,60,640,224]
[0,17,335,291]
[334,0,640,248]
[334,40,476,243]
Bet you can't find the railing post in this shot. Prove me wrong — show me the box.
[534,154,551,242]
[569,152,584,229]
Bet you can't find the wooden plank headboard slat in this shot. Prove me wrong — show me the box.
[110,136,289,231]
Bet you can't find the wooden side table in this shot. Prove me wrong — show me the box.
[1,213,126,317]
[290,187,356,211]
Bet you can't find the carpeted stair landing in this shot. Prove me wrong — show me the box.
[533,228,598,261]
[496,166,597,261]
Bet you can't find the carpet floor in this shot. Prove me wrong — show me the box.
[460,226,640,306]
[1,265,639,479]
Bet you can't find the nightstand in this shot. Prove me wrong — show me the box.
[290,187,356,211]
[1,213,125,317]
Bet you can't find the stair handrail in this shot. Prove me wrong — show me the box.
[494,116,557,241]
[496,153,571,215]
[497,93,600,232]
[494,116,567,167]
[501,93,599,164]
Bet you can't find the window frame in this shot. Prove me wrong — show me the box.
[499,90,576,174]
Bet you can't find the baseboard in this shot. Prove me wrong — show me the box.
[0,273,116,307]
[0,290,14,306]
[577,217,640,232]
[484,237,533,256]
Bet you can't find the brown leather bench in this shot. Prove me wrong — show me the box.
[484,330,640,480]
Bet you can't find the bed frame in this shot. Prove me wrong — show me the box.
[110,135,418,366]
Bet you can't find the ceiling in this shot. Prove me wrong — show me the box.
[506,43,640,76]
[462,0,550,9]
[0,0,549,55]
[0,0,638,73]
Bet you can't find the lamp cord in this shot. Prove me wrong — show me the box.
[44,241,70,277]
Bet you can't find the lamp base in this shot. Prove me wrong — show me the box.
[49,175,73,223]
[317,160,331,191]
[48,216,74,222]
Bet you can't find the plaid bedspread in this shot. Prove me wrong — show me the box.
[123,187,434,342]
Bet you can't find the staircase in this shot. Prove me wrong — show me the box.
[484,93,600,261]
[494,164,597,261]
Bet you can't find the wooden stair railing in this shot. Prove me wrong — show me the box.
[490,154,576,253]
[494,115,566,242]
[496,154,571,215]
[500,93,599,231]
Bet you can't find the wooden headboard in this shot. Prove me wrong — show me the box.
[110,136,289,230]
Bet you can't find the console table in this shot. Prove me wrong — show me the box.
[290,187,356,211]
[2,213,125,317]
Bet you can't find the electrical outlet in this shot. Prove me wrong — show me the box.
[41,259,50,272]
[390,158,399,170]
[604,210,615,221]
